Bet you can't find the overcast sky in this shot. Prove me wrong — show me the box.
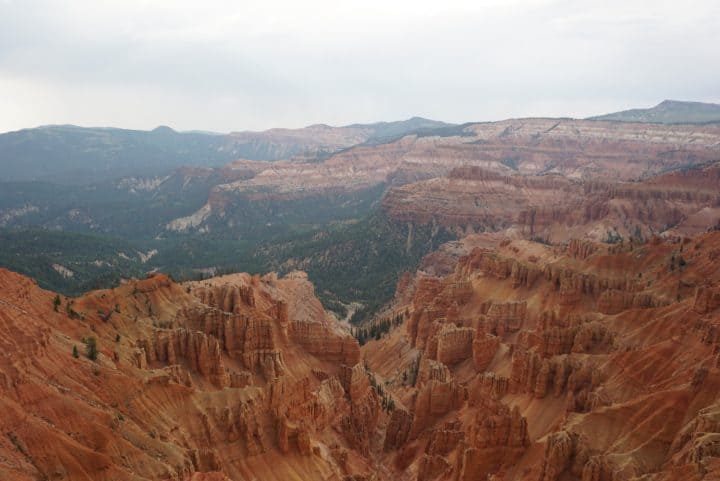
[1,0,718,133]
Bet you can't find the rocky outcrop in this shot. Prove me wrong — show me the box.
[435,324,474,365]
[417,358,452,386]
[597,289,657,314]
[567,239,596,260]
[694,285,720,314]
[456,249,540,289]
[342,382,381,455]
[277,417,313,456]
[538,431,576,481]
[473,333,500,370]
[290,320,360,365]
[182,307,284,380]
[426,421,465,456]
[454,402,529,481]
[510,350,599,403]
[528,319,613,358]
[384,408,413,451]
[139,328,229,387]
[194,282,257,313]
[484,301,527,335]
[348,363,371,403]
[411,378,466,438]
[469,372,509,403]
[209,394,268,456]
[417,454,452,481]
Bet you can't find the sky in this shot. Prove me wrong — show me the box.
[1,0,719,133]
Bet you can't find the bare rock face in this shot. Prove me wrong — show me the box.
[384,408,414,451]
[348,363,371,403]
[484,301,527,336]
[454,402,530,481]
[342,382,381,455]
[383,159,720,244]
[580,456,614,481]
[694,285,720,314]
[538,431,576,481]
[277,417,313,456]
[411,378,466,438]
[567,239,596,260]
[182,306,284,380]
[435,324,474,365]
[360,231,720,481]
[426,421,465,456]
[167,117,720,236]
[194,282,257,313]
[596,288,656,314]
[0,267,370,481]
[290,319,360,365]
[473,333,500,370]
[417,454,452,481]
[417,358,452,386]
[140,328,229,387]
[469,372,509,403]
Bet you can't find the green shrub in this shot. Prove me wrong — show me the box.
[84,337,98,361]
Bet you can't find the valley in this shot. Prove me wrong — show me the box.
[0,100,720,480]
[2,110,720,321]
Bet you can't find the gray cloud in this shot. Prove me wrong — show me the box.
[1,0,718,132]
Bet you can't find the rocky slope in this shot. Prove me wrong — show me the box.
[1,227,720,479]
[166,119,720,234]
[0,267,385,481]
[383,162,720,242]
[361,229,720,481]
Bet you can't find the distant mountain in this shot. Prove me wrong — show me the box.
[347,116,455,143]
[0,118,455,184]
[588,99,720,124]
[0,125,237,184]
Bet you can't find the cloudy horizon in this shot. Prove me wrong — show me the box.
[1,0,719,134]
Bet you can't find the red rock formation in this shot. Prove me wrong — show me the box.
[384,408,413,451]
[0,267,367,481]
[695,285,720,314]
[140,328,230,387]
[290,319,360,365]
[384,160,720,244]
[410,378,466,438]
[473,333,500,370]
[485,301,527,335]
[3,196,720,481]
[361,231,720,481]
[435,324,474,365]
[538,431,576,481]
[469,372,509,403]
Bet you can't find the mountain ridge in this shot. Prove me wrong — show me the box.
[588,99,720,124]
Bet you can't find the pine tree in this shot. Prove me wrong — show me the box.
[85,337,98,361]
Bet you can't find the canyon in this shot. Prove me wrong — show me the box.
[2,226,720,480]
[1,105,720,480]
[3,114,720,312]
[165,118,720,235]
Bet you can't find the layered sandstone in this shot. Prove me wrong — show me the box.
[0,267,371,481]
[362,230,720,481]
[167,120,720,235]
